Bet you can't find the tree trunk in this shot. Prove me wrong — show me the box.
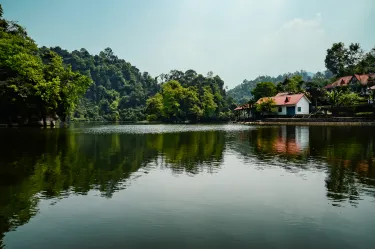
[42,115,47,127]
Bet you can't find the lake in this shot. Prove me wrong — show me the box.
[1,124,375,249]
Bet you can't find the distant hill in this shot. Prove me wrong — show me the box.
[227,70,315,104]
[306,72,315,77]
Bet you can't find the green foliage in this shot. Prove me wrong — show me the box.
[49,46,159,121]
[146,93,164,121]
[0,6,91,124]
[202,86,217,119]
[356,47,375,74]
[325,42,367,77]
[228,70,315,104]
[145,75,231,122]
[325,89,362,111]
[325,89,343,109]
[276,75,304,94]
[304,80,326,108]
[337,92,362,109]
[256,98,277,114]
[1,11,231,124]
[161,80,184,120]
[251,82,277,100]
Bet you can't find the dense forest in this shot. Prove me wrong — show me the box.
[0,4,235,124]
[227,70,333,105]
[2,2,375,124]
[145,72,236,122]
[229,42,375,106]
[49,46,160,121]
[49,46,236,122]
[0,5,92,126]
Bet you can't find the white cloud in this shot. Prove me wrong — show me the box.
[251,13,327,76]
[116,1,374,88]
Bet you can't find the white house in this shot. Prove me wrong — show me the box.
[257,93,311,116]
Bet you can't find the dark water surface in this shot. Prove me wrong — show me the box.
[1,124,375,249]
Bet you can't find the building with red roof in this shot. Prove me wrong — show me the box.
[256,93,311,116]
[324,74,375,89]
[233,104,253,120]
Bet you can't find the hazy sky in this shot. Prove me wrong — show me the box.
[2,0,375,88]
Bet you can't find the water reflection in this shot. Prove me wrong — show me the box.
[233,126,310,163]
[232,125,375,206]
[1,125,375,247]
[309,126,375,206]
[0,128,227,246]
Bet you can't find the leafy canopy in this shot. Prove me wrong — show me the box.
[256,98,277,114]
[251,82,277,101]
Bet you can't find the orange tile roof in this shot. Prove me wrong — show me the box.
[234,104,251,111]
[354,73,375,85]
[324,76,353,89]
[325,74,375,89]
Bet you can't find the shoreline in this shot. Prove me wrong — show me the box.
[238,121,375,126]
[236,117,375,126]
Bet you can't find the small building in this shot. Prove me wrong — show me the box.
[234,104,253,120]
[325,74,375,90]
[257,93,311,116]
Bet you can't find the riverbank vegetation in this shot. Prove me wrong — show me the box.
[235,42,375,116]
[0,5,92,126]
[0,4,235,124]
[1,3,375,124]
[145,76,236,123]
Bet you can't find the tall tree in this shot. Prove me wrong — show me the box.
[276,75,304,93]
[251,82,277,100]
[202,86,217,119]
[256,98,277,116]
[0,4,91,125]
[325,42,364,76]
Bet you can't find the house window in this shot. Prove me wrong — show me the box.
[298,107,301,112]
[278,107,282,112]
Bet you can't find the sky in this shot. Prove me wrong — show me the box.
[2,0,375,89]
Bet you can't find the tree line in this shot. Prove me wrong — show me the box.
[49,46,160,121]
[51,46,236,122]
[145,72,236,122]
[325,42,375,77]
[0,5,92,126]
[227,70,333,105]
[2,1,375,123]
[238,42,375,115]
[0,4,234,124]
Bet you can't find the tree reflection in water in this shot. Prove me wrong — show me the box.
[1,125,375,246]
[0,128,226,244]
[232,125,375,206]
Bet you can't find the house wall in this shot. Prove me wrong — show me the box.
[276,106,287,115]
[295,126,309,149]
[275,97,310,116]
[296,96,310,114]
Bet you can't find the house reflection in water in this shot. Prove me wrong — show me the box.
[273,126,309,155]
[254,126,309,156]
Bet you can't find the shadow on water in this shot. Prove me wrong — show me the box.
[1,124,375,247]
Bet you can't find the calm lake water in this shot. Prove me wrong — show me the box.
[1,124,375,249]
